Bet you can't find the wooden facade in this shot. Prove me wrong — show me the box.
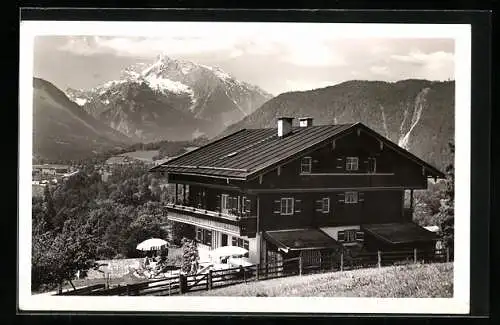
[153,121,443,265]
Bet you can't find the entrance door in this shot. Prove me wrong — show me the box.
[221,234,228,246]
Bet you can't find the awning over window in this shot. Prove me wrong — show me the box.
[263,229,341,253]
[362,222,438,245]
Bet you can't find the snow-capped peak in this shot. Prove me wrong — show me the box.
[200,64,233,82]
[143,53,197,76]
[144,74,193,95]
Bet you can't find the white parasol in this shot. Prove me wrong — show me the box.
[136,238,168,251]
[211,246,248,258]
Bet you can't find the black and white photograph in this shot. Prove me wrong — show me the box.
[19,19,472,314]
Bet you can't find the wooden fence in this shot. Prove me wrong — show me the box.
[57,248,451,296]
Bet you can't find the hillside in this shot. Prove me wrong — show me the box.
[223,79,454,170]
[33,78,133,162]
[190,262,453,298]
[67,54,273,142]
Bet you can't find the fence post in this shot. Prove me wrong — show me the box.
[207,270,213,290]
[256,265,260,281]
[414,248,417,264]
[340,252,344,272]
[179,274,187,294]
[168,280,171,296]
[299,256,303,276]
[319,253,322,270]
[126,284,130,296]
[377,251,381,268]
[446,247,450,262]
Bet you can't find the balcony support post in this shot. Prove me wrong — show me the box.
[175,184,178,204]
[239,195,243,217]
[410,189,414,210]
[183,184,187,205]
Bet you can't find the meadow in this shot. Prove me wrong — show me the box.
[189,262,453,298]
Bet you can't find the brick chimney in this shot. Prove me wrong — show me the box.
[299,117,313,127]
[277,117,294,137]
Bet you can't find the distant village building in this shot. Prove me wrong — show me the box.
[32,164,80,196]
[150,118,445,268]
[32,164,79,185]
[105,156,137,166]
[33,164,71,177]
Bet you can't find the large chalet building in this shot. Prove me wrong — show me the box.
[150,117,444,266]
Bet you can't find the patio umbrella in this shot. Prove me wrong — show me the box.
[211,246,248,257]
[136,238,168,251]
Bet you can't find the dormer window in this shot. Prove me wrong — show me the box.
[346,157,359,171]
[301,157,312,173]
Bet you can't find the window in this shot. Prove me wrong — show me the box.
[338,229,358,243]
[321,197,330,213]
[231,237,249,251]
[221,194,240,215]
[280,198,294,215]
[345,230,356,242]
[221,194,229,214]
[346,157,359,171]
[300,157,312,173]
[196,228,213,246]
[345,191,358,204]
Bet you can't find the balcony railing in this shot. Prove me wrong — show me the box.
[165,203,257,237]
[166,203,240,221]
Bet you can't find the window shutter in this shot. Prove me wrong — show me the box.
[363,158,369,171]
[336,157,344,170]
[338,231,345,242]
[314,199,322,212]
[356,231,364,242]
[337,193,345,204]
[294,199,302,213]
[273,199,281,214]
[215,194,221,211]
[358,192,365,202]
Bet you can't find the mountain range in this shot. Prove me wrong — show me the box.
[222,79,454,170]
[32,77,133,162]
[65,54,273,142]
[33,62,454,169]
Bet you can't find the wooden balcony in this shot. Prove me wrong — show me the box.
[165,203,257,238]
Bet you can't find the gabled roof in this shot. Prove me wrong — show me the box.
[150,122,444,180]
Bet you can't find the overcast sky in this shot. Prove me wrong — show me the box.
[33,25,455,96]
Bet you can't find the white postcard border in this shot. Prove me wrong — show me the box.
[18,21,471,314]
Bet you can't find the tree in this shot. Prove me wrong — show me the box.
[438,142,454,258]
[32,218,98,293]
[122,202,168,257]
[181,238,199,274]
[170,222,195,246]
[42,185,56,230]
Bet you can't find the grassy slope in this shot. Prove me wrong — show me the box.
[191,262,453,298]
